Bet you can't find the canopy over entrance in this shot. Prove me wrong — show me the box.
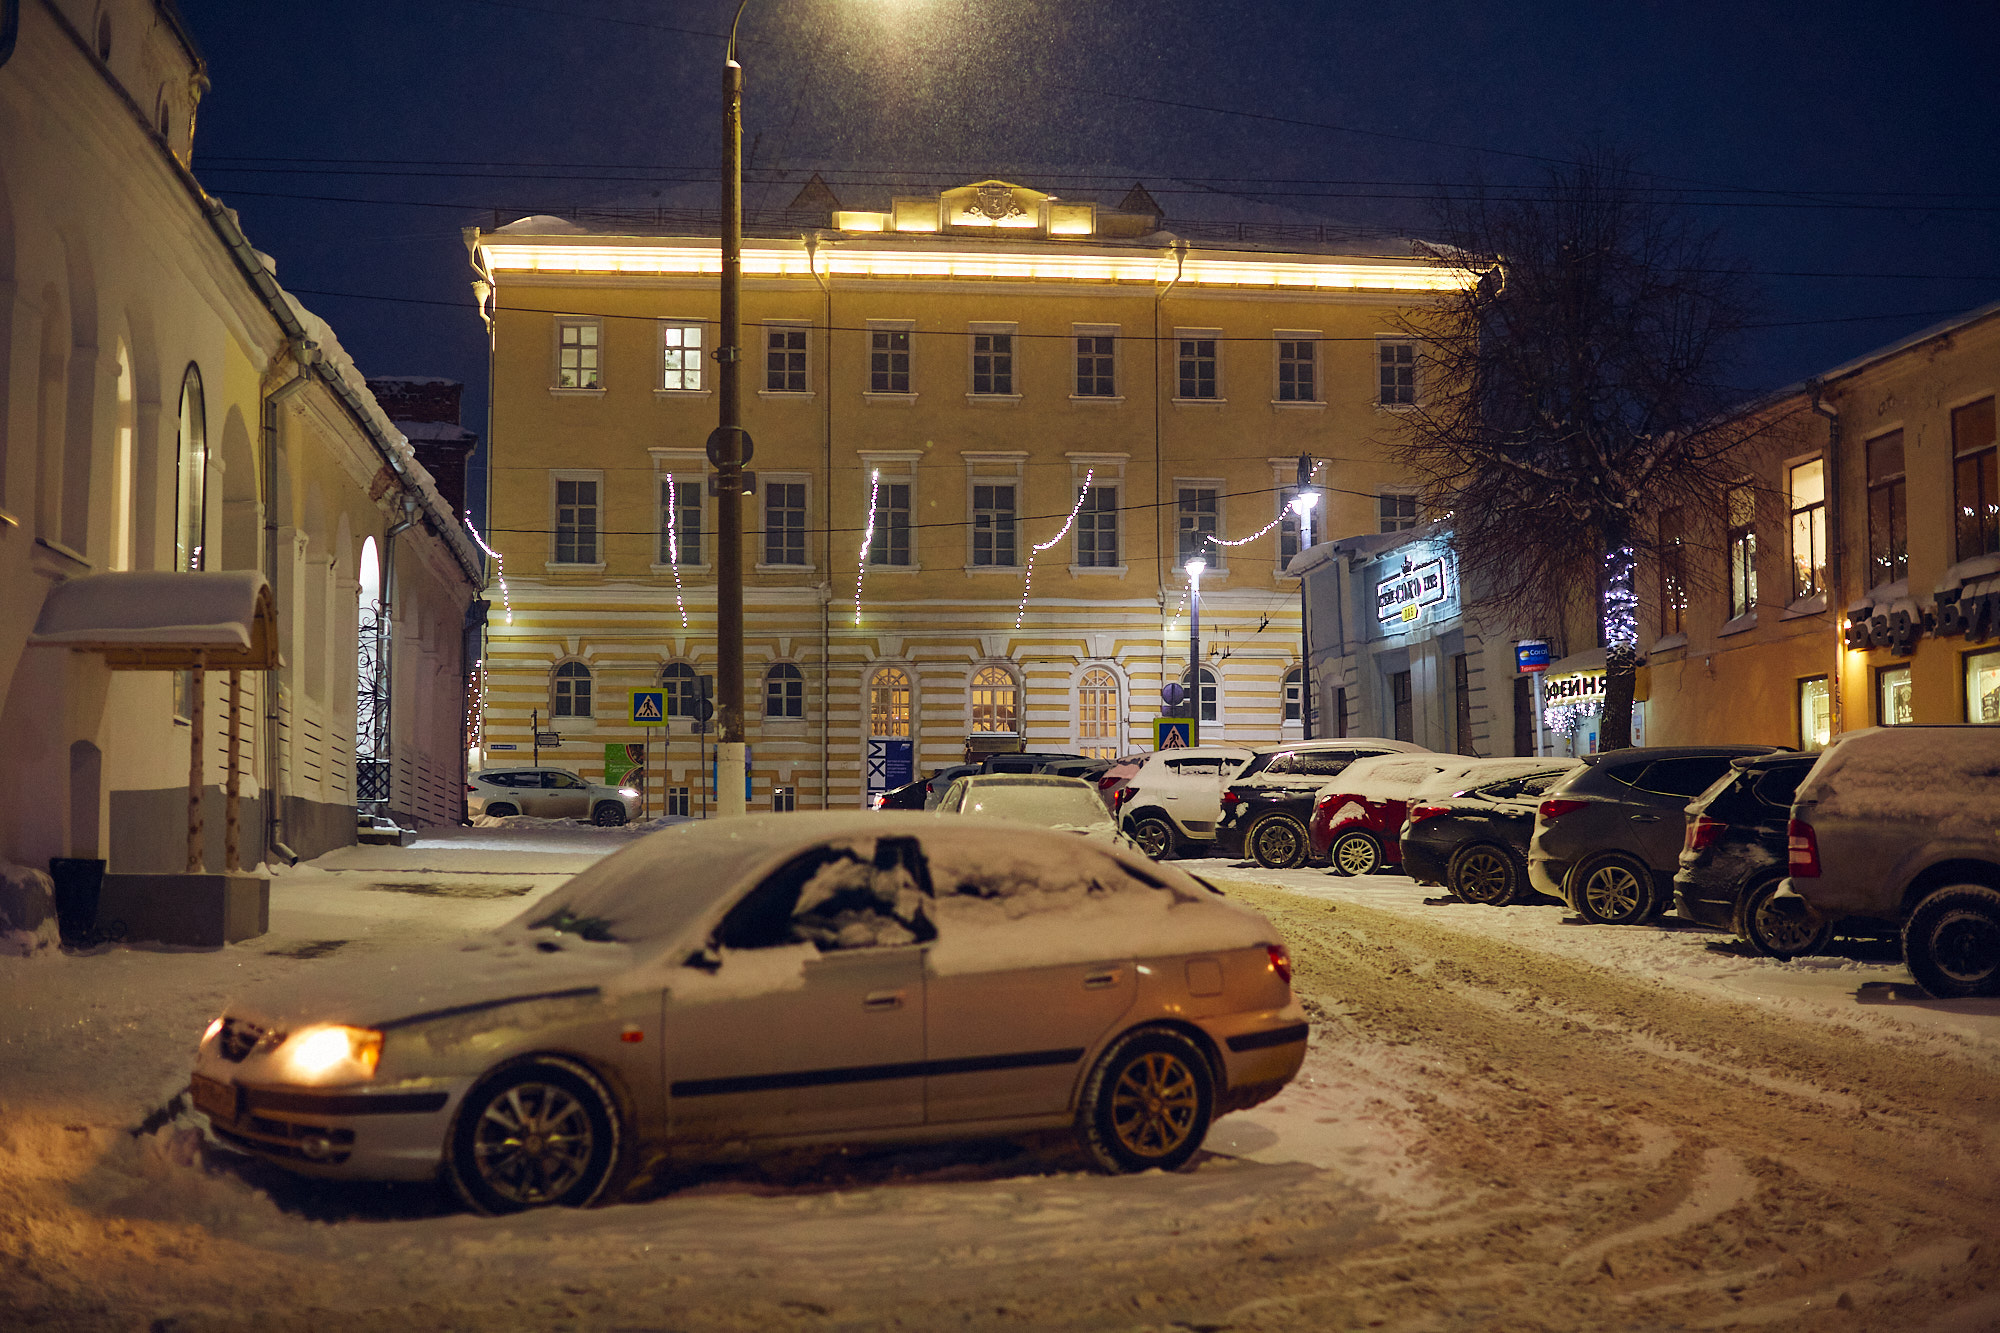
[28,571,278,670]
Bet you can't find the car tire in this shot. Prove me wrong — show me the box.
[445,1058,624,1215]
[1247,813,1310,870]
[1077,1027,1214,1174]
[484,803,519,818]
[591,801,628,827]
[1129,815,1178,861]
[1902,884,2000,999]
[1571,852,1658,926]
[1327,830,1382,877]
[1449,843,1525,906]
[1736,874,1831,959]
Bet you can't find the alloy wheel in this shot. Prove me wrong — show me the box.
[469,1081,598,1207]
[1455,848,1513,905]
[1109,1050,1201,1160]
[1331,833,1380,877]
[1581,862,1645,922]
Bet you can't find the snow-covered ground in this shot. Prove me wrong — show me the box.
[4,826,1997,1331]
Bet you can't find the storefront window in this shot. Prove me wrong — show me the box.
[1798,676,1831,751]
[1966,650,2000,724]
[1879,665,1914,726]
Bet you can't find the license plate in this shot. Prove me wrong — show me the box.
[191,1074,238,1123]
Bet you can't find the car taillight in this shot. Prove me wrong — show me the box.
[1787,818,1820,877]
[1685,815,1725,853]
[1220,791,1240,806]
[1407,804,1449,824]
[1114,787,1133,810]
[871,794,886,809]
[1539,798,1589,819]
[464,784,476,794]
[1099,774,1118,789]
[1265,943,1292,984]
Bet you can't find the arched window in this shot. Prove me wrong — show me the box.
[868,667,910,738]
[356,536,387,768]
[660,662,699,718]
[1181,665,1219,724]
[553,661,593,718]
[1078,666,1120,758]
[175,365,207,571]
[970,665,1018,734]
[1283,667,1305,724]
[765,663,805,718]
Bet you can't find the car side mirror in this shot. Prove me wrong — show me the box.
[684,942,722,973]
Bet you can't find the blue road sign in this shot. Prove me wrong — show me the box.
[1154,719,1192,750]
[630,690,666,725]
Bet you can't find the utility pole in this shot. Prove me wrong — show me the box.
[712,12,750,818]
[1297,453,1315,739]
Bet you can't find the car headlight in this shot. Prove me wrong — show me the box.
[618,787,639,798]
[274,1024,383,1084]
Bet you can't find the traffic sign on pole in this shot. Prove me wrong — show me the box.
[630,690,667,726]
[1154,719,1192,750]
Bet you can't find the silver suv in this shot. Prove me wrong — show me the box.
[1784,726,2000,998]
[1114,746,1252,859]
[468,767,639,826]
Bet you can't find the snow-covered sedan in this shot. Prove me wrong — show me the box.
[189,813,1307,1213]
[932,773,1135,849]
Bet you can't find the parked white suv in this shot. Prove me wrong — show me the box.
[1114,746,1253,859]
[468,767,639,826]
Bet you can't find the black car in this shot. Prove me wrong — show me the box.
[1400,763,1579,905]
[1215,740,1416,869]
[871,777,931,810]
[1673,752,1826,956]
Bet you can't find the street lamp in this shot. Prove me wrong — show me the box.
[1184,555,1206,746]
[1288,484,1320,736]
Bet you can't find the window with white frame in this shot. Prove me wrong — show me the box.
[1283,667,1305,723]
[1379,491,1418,533]
[971,482,1017,566]
[661,662,701,719]
[765,662,805,718]
[658,476,702,565]
[660,322,703,391]
[1378,338,1415,406]
[764,479,809,565]
[971,665,1019,733]
[552,660,593,717]
[1074,328,1116,397]
[557,319,602,389]
[1176,486,1220,567]
[869,666,911,737]
[765,324,809,393]
[1177,332,1218,400]
[869,323,912,394]
[1182,665,1218,723]
[1276,336,1318,402]
[1727,483,1759,620]
[1078,667,1120,758]
[970,325,1014,396]
[1075,485,1119,567]
[553,474,600,564]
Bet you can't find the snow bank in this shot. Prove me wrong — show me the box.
[1799,726,2000,830]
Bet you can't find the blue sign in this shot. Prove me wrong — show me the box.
[1154,719,1192,750]
[1516,639,1551,673]
[866,738,914,799]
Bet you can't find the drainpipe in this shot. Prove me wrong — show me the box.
[806,234,834,807]
[1806,378,1843,739]
[262,345,315,865]
[380,495,418,820]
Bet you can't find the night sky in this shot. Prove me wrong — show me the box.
[178,0,2000,506]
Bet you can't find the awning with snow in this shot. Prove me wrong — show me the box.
[28,571,279,670]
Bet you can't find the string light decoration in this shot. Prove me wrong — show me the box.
[1603,544,1639,650]
[1014,468,1094,629]
[465,658,486,750]
[462,513,513,624]
[1544,698,1599,738]
[663,474,688,629]
[854,469,880,626]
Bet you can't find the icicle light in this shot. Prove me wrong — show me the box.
[855,469,880,626]
[664,474,688,629]
[1014,468,1094,629]
[463,513,513,625]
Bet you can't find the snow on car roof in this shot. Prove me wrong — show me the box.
[1797,725,2000,828]
[1409,758,1580,800]
[1320,754,1460,800]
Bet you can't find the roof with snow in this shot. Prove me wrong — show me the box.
[28,571,278,670]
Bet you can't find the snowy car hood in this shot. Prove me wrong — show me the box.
[221,932,645,1030]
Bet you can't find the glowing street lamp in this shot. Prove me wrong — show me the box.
[1288,485,1320,735]
[1185,555,1206,746]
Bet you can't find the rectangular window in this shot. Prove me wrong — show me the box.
[764,481,807,565]
[1277,339,1318,402]
[772,786,796,813]
[1879,664,1913,726]
[1728,483,1758,620]
[971,331,1013,395]
[1799,676,1831,751]
[1953,397,1998,561]
[1075,486,1119,566]
[870,481,911,566]
[554,478,598,564]
[1177,335,1217,400]
[1390,670,1413,742]
[972,483,1017,567]
[1789,458,1827,600]
[1379,492,1418,533]
[869,326,911,394]
[1176,487,1219,566]
[1453,654,1476,755]
[1658,505,1688,635]
[765,326,808,393]
[658,477,702,565]
[667,786,691,818]
[1867,430,1907,587]
[1283,670,1304,723]
[1378,339,1415,406]
[1968,648,2000,723]
[659,322,703,391]
[557,319,601,389]
[1075,332,1116,397]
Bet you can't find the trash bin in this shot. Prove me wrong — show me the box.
[48,857,106,944]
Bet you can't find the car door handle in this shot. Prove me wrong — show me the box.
[862,990,905,1011]
[1630,814,1661,823]
[1083,969,1122,990]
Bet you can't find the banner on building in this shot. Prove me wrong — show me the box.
[866,738,912,801]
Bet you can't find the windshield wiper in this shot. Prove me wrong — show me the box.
[527,907,619,943]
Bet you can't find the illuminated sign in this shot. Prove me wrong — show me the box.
[1516,640,1551,673]
[1376,554,1451,624]
[1542,670,1607,704]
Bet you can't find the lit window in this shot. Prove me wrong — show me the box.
[1658,506,1688,635]
[971,665,1018,733]
[1953,397,1997,562]
[553,661,593,718]
[1078,667,1120,759]
[1789,458,1827,600]
[1867,431,1907,587]
[765,663,805,719]
[660,322,703,391]
[1378,340,1415,405]
[557,319,601,389]
[869,667,911,737]
[1277,339,1318,402]
[1967,649,2000,723]
[1798,676,1831,750]
[1727,484,1758,620]
[1879,665,1913,726]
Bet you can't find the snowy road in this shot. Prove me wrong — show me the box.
[3,830,1998,1331]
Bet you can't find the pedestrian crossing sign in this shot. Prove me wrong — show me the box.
[629,690,667,726]
[1154,719,1192,750]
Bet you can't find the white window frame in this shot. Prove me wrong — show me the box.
[657,319,708,395]
[859,449,922,570]
[549,469,606,571]
[1180,663,1223,729]
[1787,452,1828,606]
[551,658,595,721]
[649,447,708,573]
[1376,336,1418,408]
[1282,666,1306,729]
[1173,477,1226,573]
[1074,662,1126,758]
[760,320,813,398]
[757,471,814,571]
[1071,324,1122,403]
[967,322,1020,403]
[764,661,807,721]
[962,451,1027,572]
[553,317,604,393]
[864,318,916,403]
[1173,327,1223,404]
[1067,453,1128,575]
[968,662,1022,736]
[1273,331,1324,407]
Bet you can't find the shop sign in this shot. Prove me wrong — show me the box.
[1376,554,1451,624]
[1844,587,2000,656]
[1516,639,1551,673]
[1542,670,1607,704]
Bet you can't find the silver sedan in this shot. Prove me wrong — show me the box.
[189,813,1307,1213]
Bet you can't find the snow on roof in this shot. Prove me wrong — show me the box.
[365,375,459,386]
[395,421,477,442]
[28,571,277,668]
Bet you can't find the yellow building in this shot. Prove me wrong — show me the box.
[467,178,1471,809]
[1641,299,2000,747]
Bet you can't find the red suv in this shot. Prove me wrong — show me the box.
[1308,754,1472,876]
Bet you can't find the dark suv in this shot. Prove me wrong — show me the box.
[1673,752,1825,956]
[1215,739,1423,869]
[1401,762,1580,905]
[1528,745,1783,925]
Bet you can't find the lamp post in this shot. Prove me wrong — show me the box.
[1289,467,1320,737]
[1185,555,1205,746]
[712,1,755,817]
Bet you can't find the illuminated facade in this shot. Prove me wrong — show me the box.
[468,179,1473,807]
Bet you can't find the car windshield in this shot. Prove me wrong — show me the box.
[958,782,1114,830]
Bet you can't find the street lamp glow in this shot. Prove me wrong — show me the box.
[1184,556,1206,581]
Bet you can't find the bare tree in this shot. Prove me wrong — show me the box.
[1390,150,1771,750]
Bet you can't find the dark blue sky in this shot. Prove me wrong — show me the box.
[180,0,2000,477]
